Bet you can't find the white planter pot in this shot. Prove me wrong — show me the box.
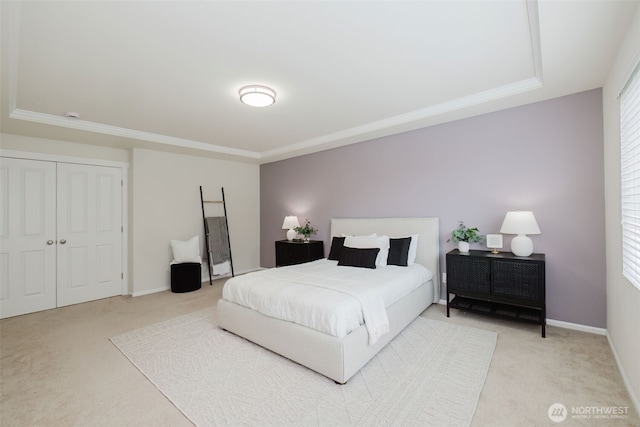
[458,241,470,253]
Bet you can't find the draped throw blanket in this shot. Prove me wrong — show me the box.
[204,217,231,275]
[259,269,390,345]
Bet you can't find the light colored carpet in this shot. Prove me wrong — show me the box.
[110,307,497,427]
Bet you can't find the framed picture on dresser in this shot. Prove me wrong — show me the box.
[486,234,503,254]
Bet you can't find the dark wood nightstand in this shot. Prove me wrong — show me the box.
[446,249,546,337]
[275,240,324,267]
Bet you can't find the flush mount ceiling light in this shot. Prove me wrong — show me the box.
[239,85,276,107]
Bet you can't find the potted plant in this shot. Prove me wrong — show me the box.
[449,221,483,253]
[294,219,318,242]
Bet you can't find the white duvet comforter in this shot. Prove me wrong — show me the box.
[221,259,432,344]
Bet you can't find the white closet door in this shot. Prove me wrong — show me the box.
[0,158,57,318]
[56,163,123,307]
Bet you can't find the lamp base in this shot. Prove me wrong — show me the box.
[286,228,297,241]
[511,234,533,257]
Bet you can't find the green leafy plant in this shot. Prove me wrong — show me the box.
[294,219,318,240]
[449,221,483,243]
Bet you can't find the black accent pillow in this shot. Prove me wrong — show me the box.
[328,236,346,260]
[387,237,411,266]
[338,247,380,269]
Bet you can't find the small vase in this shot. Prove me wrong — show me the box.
[458,241,470,253]
[303,237,310,243]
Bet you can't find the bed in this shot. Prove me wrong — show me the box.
[217,217,440,384]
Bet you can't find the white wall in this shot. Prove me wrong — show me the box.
[131,148,260,295]
[603,6,640,414]
[1,134,261,297]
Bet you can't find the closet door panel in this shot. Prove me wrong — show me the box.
[57,163,122,307]
[0,158,57,318]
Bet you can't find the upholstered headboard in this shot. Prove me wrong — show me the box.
[330,217,440,301]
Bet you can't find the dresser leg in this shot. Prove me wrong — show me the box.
[446,295,450,317]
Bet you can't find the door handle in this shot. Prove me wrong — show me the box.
[47,240,54,245]
[59,239,67,245]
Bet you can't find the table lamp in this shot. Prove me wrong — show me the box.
[282,216,300,241]
[499,211,541,256]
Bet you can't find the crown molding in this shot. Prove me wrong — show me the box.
[8,109,261,159]
[260,76,543,162]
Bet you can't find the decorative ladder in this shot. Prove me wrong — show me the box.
[199,186,235,285]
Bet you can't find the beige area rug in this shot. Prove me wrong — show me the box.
[110,308,497,427]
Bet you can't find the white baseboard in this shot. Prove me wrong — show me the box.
[606,332,640,418]
[130,268,262,297]
[546,318,606,335]
[436,299,607,335]
[132,286,170,297]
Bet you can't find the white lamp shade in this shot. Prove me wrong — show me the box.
[499,211,541,235]
[282,216,300,230]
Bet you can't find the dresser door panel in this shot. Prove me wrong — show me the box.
[447,256,491,295]
[491,259,541,302]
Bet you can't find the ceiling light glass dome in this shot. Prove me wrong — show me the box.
[239,85,276,107]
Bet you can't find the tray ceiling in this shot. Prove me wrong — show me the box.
[1,1,637,163]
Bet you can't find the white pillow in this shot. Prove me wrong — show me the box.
[407,234,419,265]
[170,235,201,263]
[344,235,390,267]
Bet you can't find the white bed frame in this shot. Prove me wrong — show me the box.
[217,217,440,384]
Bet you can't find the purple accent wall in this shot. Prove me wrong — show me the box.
[260,89,606,328]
